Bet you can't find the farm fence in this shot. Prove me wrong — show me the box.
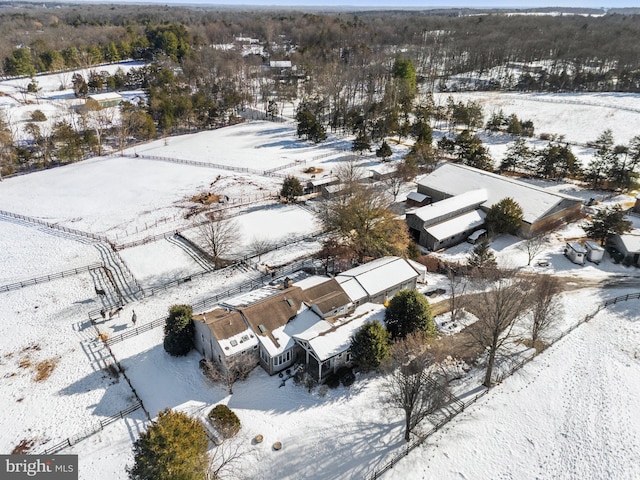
[0,262,104,293]
[38,401,144,456]
[0,209,108,243]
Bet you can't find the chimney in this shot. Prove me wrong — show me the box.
[283,276,292,289]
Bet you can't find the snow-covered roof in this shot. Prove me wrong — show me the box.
[425,210,486,242]
[418,164,582,224]
[406,192,429,202]
[194,309,257,357]
[263,304,327,357]
[336,277,369,304]
[567,241,587,254]
[87,92,122,102]
[617,234,640,254]
[270,60,292,68]
[335,257,420,301]
[295,304,386,362]
[411,189,487,224]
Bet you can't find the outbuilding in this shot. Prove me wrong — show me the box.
[585,241,604,264]
[565,242,587,265]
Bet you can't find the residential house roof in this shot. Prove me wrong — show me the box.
[238,286,308,355]
[193,309,257,356]
[417,163,582,224]
[335,257,420,302]
[303,278,351,317]
[294,303,386,362]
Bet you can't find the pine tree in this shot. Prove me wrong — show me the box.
[376,140,392,160]
[350,321,391,372]
[385,290,436,340]
[485,197,523,235]
[280,176,303,202]
[584,205,632,245]
[467,239,497,270]
[163,304,194,356]
[129,409,209,480]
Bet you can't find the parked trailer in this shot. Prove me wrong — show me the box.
[564,242,587,265]
[585,241,604,264]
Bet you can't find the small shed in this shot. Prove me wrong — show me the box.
[565,242,587,265]
[585,241,604,264]
[406,192,431,208]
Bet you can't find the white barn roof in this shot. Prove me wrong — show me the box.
[418,163,581,224]
[425,210,486,241]
[411,189,487,223]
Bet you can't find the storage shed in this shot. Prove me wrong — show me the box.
[565,242,587,265]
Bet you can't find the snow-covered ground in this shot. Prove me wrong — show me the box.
[2,65,640,479]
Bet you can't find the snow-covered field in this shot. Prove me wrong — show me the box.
[2,64,640,479]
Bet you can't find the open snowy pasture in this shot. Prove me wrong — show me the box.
[435,91,640,146]
[0,273,137,455]
[0,155,238,240]
[126,120,349,172]
[0,219,100,284]
[386,292,640,480]
[118,239,210,289]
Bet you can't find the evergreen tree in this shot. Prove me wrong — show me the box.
[280,176,303,202]
[163,304,194,357]
[500,137,531,173]
[296,109,326,143]
[455,130,493,171]
[506,114,523,136]
[485,197,523,235]
[128,409,209,480]
[350,321,391,372]
[467,239,497,270]
[586,129,615,189]
[385,290,436,340]
[583,205,632,245]
[352,129,371,153]
[376,140,392,161]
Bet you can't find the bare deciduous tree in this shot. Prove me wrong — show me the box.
[201,355,256,395]
[466,268,533,388]
[447,265,468,324]
[248,236,274,261]
[383,333,449,442]
[197,211,240,268]
[208,435,251,480]
[530,274,563,346]
[519,234,548,266]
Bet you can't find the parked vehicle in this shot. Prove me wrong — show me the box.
[467,229,487,244]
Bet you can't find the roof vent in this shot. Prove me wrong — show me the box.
[230,339,238,347]
[285,298,295,307]
[258,324,267,334]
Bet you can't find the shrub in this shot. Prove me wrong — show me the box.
[337,366,355,387]
[207,404,241,439]
[325,373,340,389]
[30,110,47,122]
[350,320,391,372]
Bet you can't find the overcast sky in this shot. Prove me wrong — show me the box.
[106,0,639,8]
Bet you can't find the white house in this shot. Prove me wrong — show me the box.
[193,256,421,379]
